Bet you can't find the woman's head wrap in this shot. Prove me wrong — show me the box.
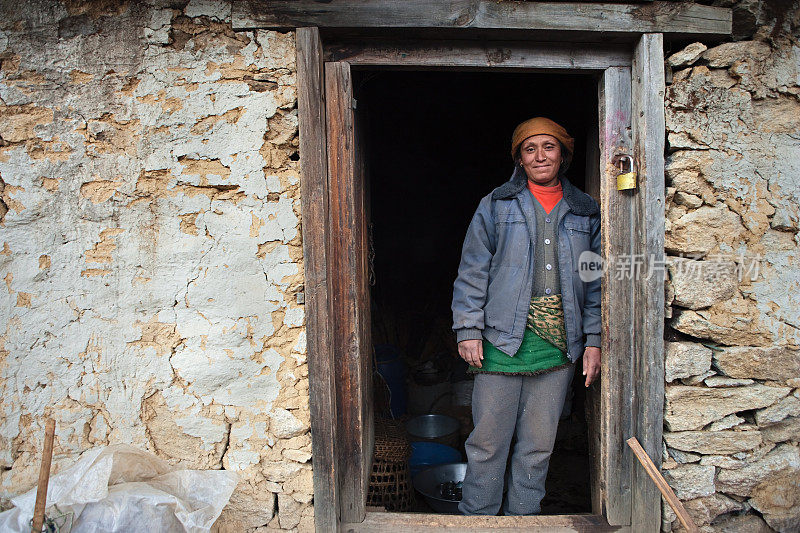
[511,117,574,173]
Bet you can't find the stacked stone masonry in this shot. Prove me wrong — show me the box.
[0,1,312,531]
[662,16,800,533]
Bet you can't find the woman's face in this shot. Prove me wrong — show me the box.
[519,134,562,186]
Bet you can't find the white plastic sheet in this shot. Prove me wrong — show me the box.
[0,444,238,533]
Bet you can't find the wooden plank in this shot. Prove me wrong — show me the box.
[353,71,375,515]
[597,66,634,526]
[234,1,731,36]
[325,60,373,524]
[627,438,699,533]
[324,40,631,70]
[630,32,666,533]
[32,418,56,533]
[296,27,340,533]
[341,512,628,532]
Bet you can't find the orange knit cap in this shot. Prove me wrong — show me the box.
[510,117,574,169]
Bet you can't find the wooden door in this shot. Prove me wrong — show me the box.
[594,64,635,526]
[324,60,374,524]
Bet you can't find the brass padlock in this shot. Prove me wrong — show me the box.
[616,155,637,191]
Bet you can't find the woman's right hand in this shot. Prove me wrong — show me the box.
[458,339,483,368]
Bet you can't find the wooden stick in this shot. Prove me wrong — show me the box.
[627,437,698,533]
[31,418,55,533]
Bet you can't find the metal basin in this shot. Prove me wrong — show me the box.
[405,414,460,444]
[412,462,467,514]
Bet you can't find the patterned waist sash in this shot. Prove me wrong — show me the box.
[527,294,568,353]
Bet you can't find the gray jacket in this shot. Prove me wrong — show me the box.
[451,167,601,363]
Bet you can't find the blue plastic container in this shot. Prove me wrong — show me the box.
[409,441,462,477]
[375,344,407,418]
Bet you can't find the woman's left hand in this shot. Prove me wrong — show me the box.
[582,346,601,387]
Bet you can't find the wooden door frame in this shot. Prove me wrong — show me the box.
[283,3,730,530]
[298,28,664,532]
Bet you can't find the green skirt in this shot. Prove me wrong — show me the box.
[470,328,570,376]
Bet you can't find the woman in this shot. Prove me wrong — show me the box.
[451,117,601,515]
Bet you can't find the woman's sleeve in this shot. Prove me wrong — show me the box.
[583,212,602,347]
[451,194,497,342]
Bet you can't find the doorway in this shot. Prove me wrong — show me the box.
[298,27,666,531]
[359,69,598,514]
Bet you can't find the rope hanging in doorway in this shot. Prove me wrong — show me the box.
[368,222,376,287]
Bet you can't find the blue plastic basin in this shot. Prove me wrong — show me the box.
[409,441,462,477]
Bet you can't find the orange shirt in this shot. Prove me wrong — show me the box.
[527,181,563,214]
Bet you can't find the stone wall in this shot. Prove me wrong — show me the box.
[661,24,800,533]
[0,1,312,530]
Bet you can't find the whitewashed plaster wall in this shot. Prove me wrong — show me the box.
[0,1,311,530]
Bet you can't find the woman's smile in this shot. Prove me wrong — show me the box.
[519,134,562,186]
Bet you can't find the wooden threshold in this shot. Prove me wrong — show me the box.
[341,512,629,532]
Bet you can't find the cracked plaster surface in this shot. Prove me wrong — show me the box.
[0,1,310,530]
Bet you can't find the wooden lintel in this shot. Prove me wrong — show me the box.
[324,40,631,70]
[234,1,731,37]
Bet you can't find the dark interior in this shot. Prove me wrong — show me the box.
[357,69,598,514]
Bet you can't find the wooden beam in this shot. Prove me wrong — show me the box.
[325,60,374,524]
[630,32,666,533]
[324,40,631,70]
[342,512,628,532]
[597,65,634,527]
[296,27,340,533]
[234,1,731,36]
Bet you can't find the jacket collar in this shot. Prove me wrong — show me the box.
[492,166,599,216]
